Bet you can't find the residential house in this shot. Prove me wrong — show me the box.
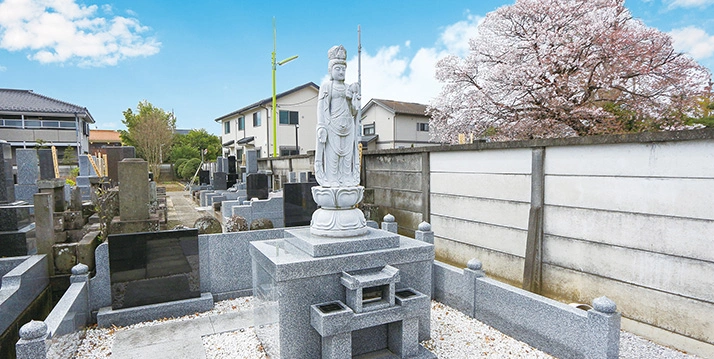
[88,129,122,154]
[0,88,94,163]
[359,98,438,150]
[215,82,319,159]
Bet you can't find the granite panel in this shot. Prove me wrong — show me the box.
[118,159,150,221]
[198,229,285,298]
[199,170,210,186]
[247,173,269,199]
[0,224,35,257]
[108,229,199,309]
[16,149,39,185]
[227,156,237,174]
[89,243,112,312]
[38,149,55,180]
[285,227,400,257]
[0,255,49,335]
[213,172,228,190]
[97,292,213,328]
[283,182,318,227]
[246,150,258,174]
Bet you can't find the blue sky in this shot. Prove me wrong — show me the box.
[1,0,713,135]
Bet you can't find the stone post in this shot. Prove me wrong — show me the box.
[381,214,398,233]
[71,263,91,327]
[464,258,485,317]
[414,222,433,244]
[118,158,149,221]
[34,193,55,276]
[15,321,49,359]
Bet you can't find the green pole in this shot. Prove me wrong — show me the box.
[272,18,278,157]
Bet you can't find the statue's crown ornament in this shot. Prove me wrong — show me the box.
[328,45,347,61]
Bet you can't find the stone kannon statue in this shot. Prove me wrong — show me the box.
[311,45,367,237]
[315,45,361,187]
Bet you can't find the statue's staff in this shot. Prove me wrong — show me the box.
[355,25,363,172]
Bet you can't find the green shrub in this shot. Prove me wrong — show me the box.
[179,158,201,180]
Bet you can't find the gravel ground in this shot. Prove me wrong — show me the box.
[71,297,703,359]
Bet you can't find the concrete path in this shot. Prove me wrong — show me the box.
[111,310,254,359]
[165,190,214,228]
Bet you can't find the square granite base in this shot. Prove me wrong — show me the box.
[250,228,435,359]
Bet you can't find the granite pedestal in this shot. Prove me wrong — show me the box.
[250,227,434,359]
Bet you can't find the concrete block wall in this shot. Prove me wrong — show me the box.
[362,152,429,237]
[383,129,714,357]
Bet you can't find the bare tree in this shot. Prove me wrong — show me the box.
[429,0,712,142]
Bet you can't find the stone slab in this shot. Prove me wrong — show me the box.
[16,149,39,185]
[285,227,400,258]
[97,292,213,328]
[0,224,36,257]
[38,149,55,180]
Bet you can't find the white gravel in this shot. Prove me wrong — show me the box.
[72,297,704,359]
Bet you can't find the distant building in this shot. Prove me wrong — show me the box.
[359,99,438,150]
[174,128,191,135]
[88,129,122,154]
[0,88,94,163]
[215,82,319,159]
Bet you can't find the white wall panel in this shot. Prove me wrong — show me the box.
[431,172,531,202]
[544,206,714,262]
[432,214,527,257]
[544,176,714,220]
[545,140,714,178]
[543,235,714,303]
[431,194,529,230]
[431,148,532,174]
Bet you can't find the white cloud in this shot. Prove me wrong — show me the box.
[319,14,482,105]
[438,13,483,57]
[0,65,6,72]
[0,0,160,67]
[669,26,714,60]
[666,0,714,8]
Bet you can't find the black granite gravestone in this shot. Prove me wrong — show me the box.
[246,173,269,200]
[108,229,200,309]
[198,170,210,186]
[227,156,237,174]
[213,172,228,190]
[227,173,238,188]
[38,148,55,180]
[283,182,318,227]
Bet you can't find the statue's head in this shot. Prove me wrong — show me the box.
[327,45,347,79]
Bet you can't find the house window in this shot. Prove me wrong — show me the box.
[238,116,245,131]
[279,110,299,125]
[363,123,375,135]
[253,112,261,127]
[279,146,299,156]
[224,121,231,134]
[417,122,429,132]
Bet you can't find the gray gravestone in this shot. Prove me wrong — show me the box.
[246,149,258,174]
[213,172,228,191]
[16,149,40,185]
[118,158,150,221]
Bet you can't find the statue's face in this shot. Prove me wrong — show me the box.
[331,64,346,81]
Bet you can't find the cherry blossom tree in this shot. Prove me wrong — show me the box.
[429,0,712,142]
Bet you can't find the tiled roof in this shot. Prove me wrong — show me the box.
[214,82,319,122]
[89,129,122,143]
[0,88,95,123]
[367,99,428,117]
